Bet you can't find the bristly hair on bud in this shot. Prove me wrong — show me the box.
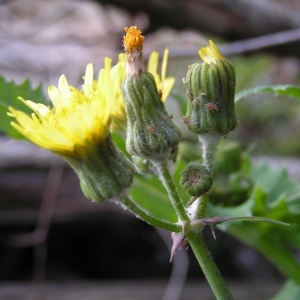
[123,26,145,75]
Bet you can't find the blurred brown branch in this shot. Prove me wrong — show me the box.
[96,0,300,57]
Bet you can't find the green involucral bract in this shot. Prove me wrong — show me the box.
[122,71,180,162]
[184,60,237,136]
[64,136,135,202]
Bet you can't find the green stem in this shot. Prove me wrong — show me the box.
[151,151,233,299]
[118,195,182,233]
[185,230,234,300]
[198,134,221,174]
[195,193,210,220]
[152,160,189,223]
[191,134,234,298]
[195,134,221,220]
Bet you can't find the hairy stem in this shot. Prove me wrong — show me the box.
[152,160,189,223]
[199,134,222,175]
[186,230,234,300]
[118,195,182,232]
[196,134,221,219]
[195,193,210,221]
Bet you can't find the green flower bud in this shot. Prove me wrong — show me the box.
[180,162,213,197]
[178,141,202,162]
[228,172,253,196]
[64,136,135,202]
[183,40,238,136]
[122,71,180,161]
[122,27,180,162]
[210,172,253,207]
[214,141,242,175]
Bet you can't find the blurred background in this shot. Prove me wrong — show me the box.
[1,0,300,299]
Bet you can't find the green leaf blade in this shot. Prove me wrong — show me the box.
[0,76,49,139]
[235,84,300,102]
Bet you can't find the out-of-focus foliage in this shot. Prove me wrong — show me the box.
[0,76,48,139]
[236,84,300,102]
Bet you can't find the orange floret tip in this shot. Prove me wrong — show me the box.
[123,26,145,52]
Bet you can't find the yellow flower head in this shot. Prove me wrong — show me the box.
[8,58,116,158]
[147,49,175,102]
[123,26,145,53]
[199,40,225,65]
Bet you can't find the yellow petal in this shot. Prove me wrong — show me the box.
[58,75,71,100]
[199,40,225,65]
[8,59,117,157]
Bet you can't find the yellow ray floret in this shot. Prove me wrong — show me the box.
[110,53,127,131]
[147,49,175,102]
[8,58,117,157]
[199,40,225,65]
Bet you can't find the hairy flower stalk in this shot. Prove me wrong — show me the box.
[183,40,237,170]
[182,40,238,224]
[178,41,236,299]
[122,26,188,223]
[8,60,134,202]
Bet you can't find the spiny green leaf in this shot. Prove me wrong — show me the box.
[251,185,268,215]
[208,161,300,284]
[251,163,300,208]
[209,161,300,225]
[235,85,300,102]
[287,192,300,214]
[0,75,49,139]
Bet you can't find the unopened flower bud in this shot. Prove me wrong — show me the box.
[183,40,238,136]
[213,141,243,175]
[180,162,213,197]
[122,26,180,162]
